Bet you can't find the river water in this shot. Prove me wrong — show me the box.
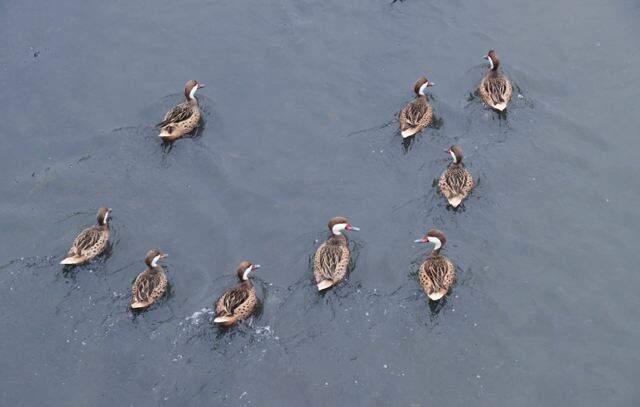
[1,0,639,405]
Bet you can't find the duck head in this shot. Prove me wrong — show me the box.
[184,80,205,101]
[483,50,500,71]
[328,216,360,236]
[145,249,167,268]
[236,261,260,281]
[447,145,463,164]
[413,76,434,96]
[97,207,111,226]
[414,229,446,253]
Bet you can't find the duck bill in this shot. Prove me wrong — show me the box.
[160,254,168,259]
[197,83,206,89]
[345,225,360,231]
[251,264,261,271]
[414,238,428,244]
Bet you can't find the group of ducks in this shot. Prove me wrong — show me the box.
[59,50,512,326]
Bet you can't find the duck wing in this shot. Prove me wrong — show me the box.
[440,165,473,196]
[482,73,512,105]
[314,240,349,282]
[132,269,166,305]
[157,101,194,127]
[419,255,455,295]
[216,285,250,317]
[69,226,101,256]
[400,97,432,129]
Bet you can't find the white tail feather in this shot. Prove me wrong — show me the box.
[317,280,334,291]
[130,301,149,310]
[428,290,447,301]
[213,315,235,324]
[493,102,507,111]
[60,256,83,265]
[448,196,463,207]
[401,128,420,138]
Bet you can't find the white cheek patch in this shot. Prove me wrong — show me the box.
[449,151,457,163]
[488,57,494,70]
[418,83,429,96]
[428,236,442,251]
[242,266,252,280]
[151,255,161,267]
[189,85,198,99]
[103,211,109,223]
[332,223,347,235]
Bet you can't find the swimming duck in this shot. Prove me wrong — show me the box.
[157,80,204,141]
[131,249,169,310]
[60,207,110,265]
[439,145,474,207]
[213,261,261,326]
[314,217,360,291]
[478,50,512,111]
[399,76,434,138]
[414,229,455,301]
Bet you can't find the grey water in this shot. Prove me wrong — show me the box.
[1,0,639,405]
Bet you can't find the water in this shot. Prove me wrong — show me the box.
[1,0,639,405]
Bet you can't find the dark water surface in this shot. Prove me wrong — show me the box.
[2,0,640,405]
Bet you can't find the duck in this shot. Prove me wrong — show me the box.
[439,145,474,207]
[213,261,261,326]
[60,207,111,265]
[399,76,434,138]
[414,229,455,301]
[478,50,512,111]
[314,217,360,291]
[157,80,205,141]
[131,249,169,310]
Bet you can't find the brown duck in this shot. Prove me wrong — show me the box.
[314,217,360,291]
[157,80,204,141]
[131,249,169,310]
[213,261,261,326]
[399,76,434,138]
[414,229,455,301]
[60,207,110,265]
[478,50,512,111]
[439,145,474,207]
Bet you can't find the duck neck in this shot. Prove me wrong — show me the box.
[329,234,346,244]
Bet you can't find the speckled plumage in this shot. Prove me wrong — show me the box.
[60,207,110,265]
[399,76,434,138]
[214,261,260,326]
[157,80,203,141]
[314,235,350,289]
[131,250,168,310]
[214,282,257,326]
[439,165,474,207]
[415,229,455,301]
[478,50,512,111]
[418,254,456,300]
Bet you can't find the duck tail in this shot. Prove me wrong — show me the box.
[448,196,463,207]
[130,301,149,310]
[427,290,447,301]
[158,125,174,138]
[317,279,335,291]
[60,255,84,265]
[401,128,419,138]
[493,102,507,111]
[213,315,237,325]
